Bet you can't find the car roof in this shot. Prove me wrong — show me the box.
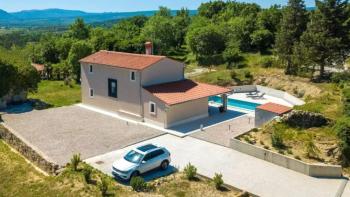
[136,144,159,153]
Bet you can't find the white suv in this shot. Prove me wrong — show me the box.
[112,144,171,180]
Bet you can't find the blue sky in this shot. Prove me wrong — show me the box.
[0,0,315,12]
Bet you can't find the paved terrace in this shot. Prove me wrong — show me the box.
[2,105,163,166]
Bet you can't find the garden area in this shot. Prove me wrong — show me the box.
[0,139,249,197]
[237,74,350,176]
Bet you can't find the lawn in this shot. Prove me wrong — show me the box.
[0,139,244,196]
[28,80,81,108]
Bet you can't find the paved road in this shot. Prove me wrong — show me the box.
[85,134,345,197]
[2,105,163,166]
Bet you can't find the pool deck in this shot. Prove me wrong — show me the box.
[228,93,294,107]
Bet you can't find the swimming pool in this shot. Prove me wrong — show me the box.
[208,96,261,111]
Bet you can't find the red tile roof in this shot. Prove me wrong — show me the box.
[31,63,45,72]
[257,102,292,115]
[144,80,231,106]
[79,50,165,70]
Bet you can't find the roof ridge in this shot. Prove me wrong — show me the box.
[99,50,166,58]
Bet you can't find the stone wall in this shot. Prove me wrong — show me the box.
[0,125,59,174]
[283,110,329,128]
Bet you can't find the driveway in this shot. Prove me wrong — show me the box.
[2,105,163,166]
[86,134,346,197]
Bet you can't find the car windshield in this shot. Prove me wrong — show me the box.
[124,150,143,164]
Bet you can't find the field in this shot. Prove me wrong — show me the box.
[28,80,81,108]
[0,138,244,197]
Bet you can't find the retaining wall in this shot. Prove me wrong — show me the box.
[0,124,59,174]
[230,138,342,178]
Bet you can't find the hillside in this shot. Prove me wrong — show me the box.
[0,8,197,28]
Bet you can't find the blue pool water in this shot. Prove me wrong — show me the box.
[208,96,261,111]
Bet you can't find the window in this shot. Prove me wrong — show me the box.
[142,150,164,162]
[149,102,156,115]
[130,71,136,81]
[108,79,118,98]
[89,88,94,98]
[89,65,93,73]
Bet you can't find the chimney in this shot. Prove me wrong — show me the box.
[145,41,153,55]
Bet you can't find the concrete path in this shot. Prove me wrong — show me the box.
[85,134,345,197]
[191,114,254,147]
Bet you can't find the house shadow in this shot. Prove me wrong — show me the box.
[114,165,177,185]
[168,106,246,134]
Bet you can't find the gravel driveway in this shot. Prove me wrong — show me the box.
[2,105,163,166]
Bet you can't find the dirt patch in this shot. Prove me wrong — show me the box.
[254,74,322,99]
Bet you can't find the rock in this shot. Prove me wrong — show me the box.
[282,110,329,128]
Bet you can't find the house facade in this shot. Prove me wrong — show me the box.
[80,45,229,128]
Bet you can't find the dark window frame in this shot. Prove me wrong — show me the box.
[130,71,136,81]
[108,78,118,98]
[89,65,93,73]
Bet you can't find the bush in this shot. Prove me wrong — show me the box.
[271,130,284,149]
[83,166,93,183]
[184,163,197,180]
[244,70,253,79]
[260,56,274,68]
[331,72,350,83]
[304,138,320,159]
[99,177,109,196]
[70,153,81,171]
[342,87,350,116]
[334,117,350,166]
[130,176,148,192]
[213,173,224,190]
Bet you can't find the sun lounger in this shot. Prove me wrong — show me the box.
[247,92,265,99]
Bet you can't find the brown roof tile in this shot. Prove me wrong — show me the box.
[144,80,231,106]
[79,50,165,70]
[257,102,292,115]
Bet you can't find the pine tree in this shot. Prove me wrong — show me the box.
[296,0,350,78]
[275,0,308,75]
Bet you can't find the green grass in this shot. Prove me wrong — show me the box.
[0,139,133,197]
[29,80,81,107]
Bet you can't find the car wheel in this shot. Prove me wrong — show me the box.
[160,160,169,170]
[130,171,139,179]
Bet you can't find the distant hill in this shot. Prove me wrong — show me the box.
[0,8,197,28]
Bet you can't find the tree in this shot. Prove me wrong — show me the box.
[257,5,282,34]
[275,0,308,75]
[40,36,60,64]
[250,29,274,53]
[223,41,243,68]
[69,18,90,40]
[295,0,350,78]
[142,15,176,55]
[173,8,191,48]
[67,41,92,82]
[198,1,227,18]
[186,24,226,67]
[156,6,172,17]
[0,60,16,98]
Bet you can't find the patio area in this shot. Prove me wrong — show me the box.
[167,106,246,136]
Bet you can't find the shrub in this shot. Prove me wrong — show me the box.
[331,72,350,83]
[230,70,237,79]
[184,163,197,180]
[244,70,253,79]
[130,176,148,192]
[304,138,320,159]
[70,153,81,171]
[213,173,224,190]
[334,117,350,166]
[263,145,270,150]
[260,56,274,68]
[271,130,284,149]
[83,166,93,184]
[99,177,108,196]
[294,155,301,160]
